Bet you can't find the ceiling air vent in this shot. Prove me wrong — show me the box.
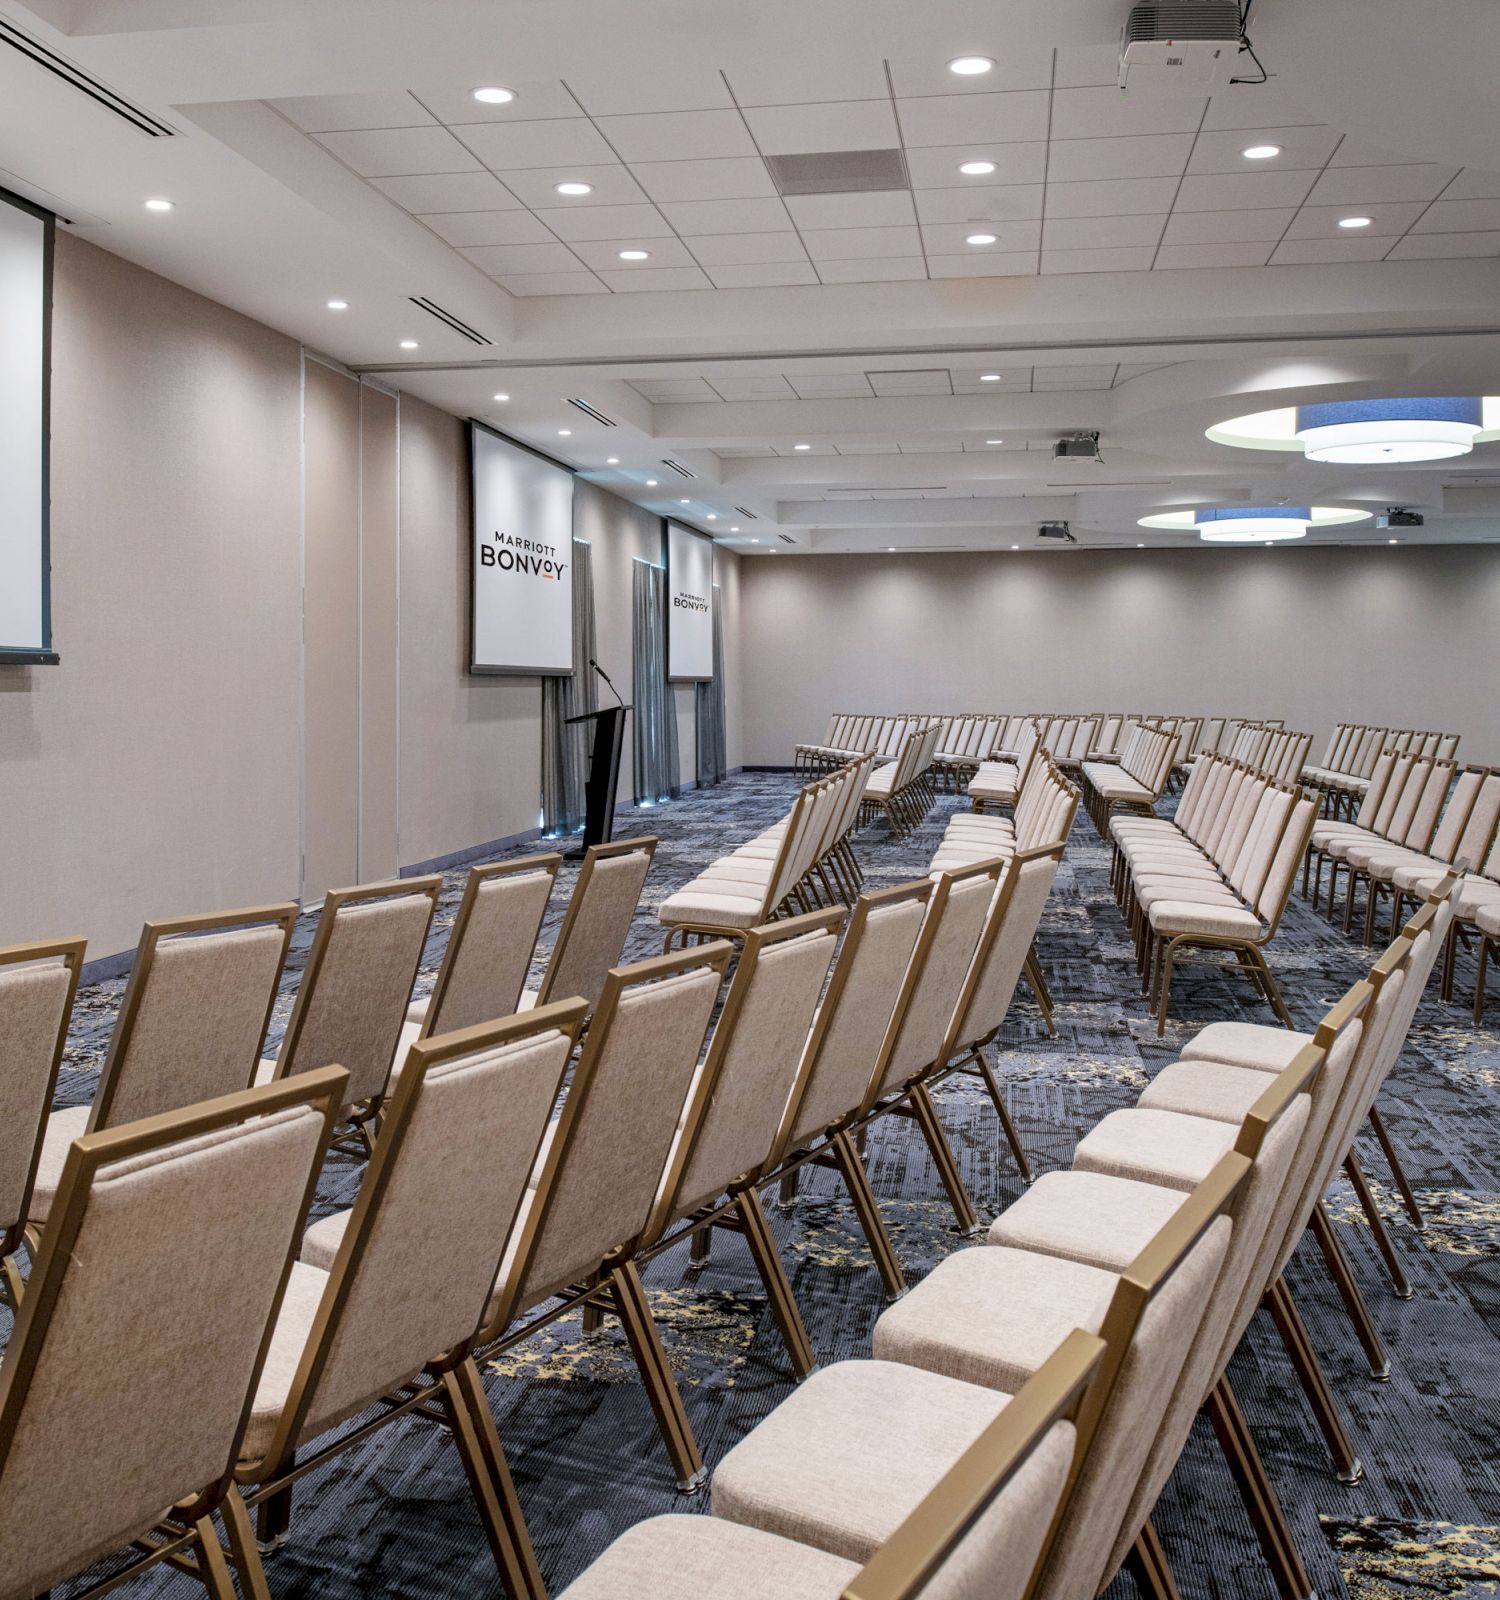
[566,398,616,426]
[0,18,175,136]
[766,148,910,196]
[660,458,697,479]
[732,506,759,520]
[778,534,798,544]
[408,296,492,346]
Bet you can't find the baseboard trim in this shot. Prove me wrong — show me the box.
[80,947,139,987]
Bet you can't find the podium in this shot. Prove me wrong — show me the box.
[565,704,631,856]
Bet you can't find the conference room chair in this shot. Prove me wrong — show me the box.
[0,936,84,1309]
[966,717,1040,813]
[27,902,297,1232]
[1476,902,1500,1021]
[244,1004,585,1597]
[0,1066,345,1600]
[714,1154,1244,1600]
[1078,721,1178,835]
[258,877,440,1149]
[555,1329,1105,1600]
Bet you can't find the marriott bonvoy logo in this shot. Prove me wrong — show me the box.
[479,531,567,581]
[673,590,709,613]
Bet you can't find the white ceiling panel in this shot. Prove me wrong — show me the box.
[707,375,799,399]
[687,232,809,265]
[921,219,1040,252]
[1327,136,1411,167]
[800,225,922,260]
[1174,170,1319,210]
[1384,232,1500,259]
[494,272,607,295]
[1284,201,1427,239]
[1443,168,1500,200]
[630,157,777,202]
[903,143,1048,188]
[1411,196,1500,232]
[532,203,675,240]
[632,377,719,400]
[952,367,1032,390]
[271,91,434,131]
[1201,81,1321,130]
[597,109,758,162]
[914,185,1044,224]
[595,266,714,292]
[1305,164,1459,206]
[1040,212,1164,250]
[833,440,901,454]
[371,171,522,211]
[896,92,1051,148]
[1043,176,1180,217]
[1046,133,1195,184]
[1269,237,1395,264]
[868,369,952,394]
[1034,363,1117,382]
[463,240,586,274]
[742,99,898,155]
[1053,44,1122,89]
[889,49,1054,98]
[783,190,916,230]
[419,210,556,246]
[498,165,649,207]
[1187,125,1343,174]
[1160,207,1294,244]
[898,438,962,452]
[660,196,793,234]
[563,69,733,117]
[1154,240,1275,269]
[454,118,616,168]
[926,252,1036,277]
[1041,245,1157,273]
[725,60,889,107]
[413,83,584,123]
[1051,86,1205,140]
[568,236,698,270]
[316,126,481,176]
[705,263,821,287]
[790,374,876,398]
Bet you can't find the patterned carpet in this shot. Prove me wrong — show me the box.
[17,772,1500,1599]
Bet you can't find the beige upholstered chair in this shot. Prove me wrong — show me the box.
[0,1066,345,1600]
[529,836,657,1015]
[28,903,297,1229]
[1476,901,1500,1021]
[861,723,941,836]
[1078,720,1177,834]
[966,718,1040,813]
[555,1329,1104,1600]
[245,1003,586,1595]
[0,937,84,1309]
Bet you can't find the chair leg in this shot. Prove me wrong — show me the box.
[1155,939,1179,1037]
[254,1470,294,1553]
[1265,1277,1365,1485]
[0,1251,24,1310]
[1124,1518,1184,1600]
[1475,933,1492,1025]
[439,1360,549,1599]
[1440,918,1458,1002]
[733,1189,816,1378]
[194,1516,240,1600]
[1342,1153,1415,1300]
[907,1083,982,1236]
[607,1261,706,1493]
[1248,945,1295,1029]
[1365,1106,1425,1232]
[1308,1204,1391,1381]
[1023,948,1057,1038]
[828,1129,907,1299]
[220,1488,274,1600]
[965,1047,1033,1185]
[1204,1377,1315,1600]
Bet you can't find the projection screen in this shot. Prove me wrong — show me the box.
[0,188,54,665]
[667,520,714,681]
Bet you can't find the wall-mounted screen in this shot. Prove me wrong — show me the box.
[470,422,575,675]
[0,188,54,665]
[667,520,714,681]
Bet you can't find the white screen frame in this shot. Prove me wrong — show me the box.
[666,520,714,682]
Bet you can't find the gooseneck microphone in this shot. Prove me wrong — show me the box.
[589,657,623,706]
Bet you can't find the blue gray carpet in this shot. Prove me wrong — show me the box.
[20,773,1500,1598]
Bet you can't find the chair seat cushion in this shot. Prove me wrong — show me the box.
[1476,902,1500,937]
[556,1515,859,1600]
[301,1208,349,1271]
[863,764,898,798]
[984,1170,1185,1272]
[1180,1022,1311,1073]
[1073,1107,1238,1191]
[1137,1059,1278,1123]
[240,1261,331,1464]
[1147,900,1262,938]
[25,1104,90,1225]
[712,1359,1011,1565]
[658,889,766,929]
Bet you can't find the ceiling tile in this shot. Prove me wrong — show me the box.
[802,225,923,260]
[1411,196,1500,232]
[497,165,648,207]
[1034,363,1117,382]
[896,91,1051,148]
[915,184,1044,224]
[867,370,952,394]
[1051,86,1205,140]
[660,196,793,234]
[1154,240,1275,269]
[1044,176,1180,217]
[834,440,901,453]
[1054,44,1123,89]
[1443,168,1500,201]
[707,375,799,399]
[597,109,757,162]
[1115,363,1177,381]
[1268,237,1394,264]
[904,143,1048,188]
[316,126,481,177]
[495,272,608,296]
[1305,164,1459,206]
[1047,133,1194,184]
[816,257,928,283]
[961,438,1025,450]
[687,232,810,266]
[1173,170,1318,210]
[784,190,916,229]
[1041,245,1157,273]
[743,99,898,156]
[1032,379,1109,390]
[420,210,556,246]
[898,439,962,453]
[922,219,1040,252]
[726,61,889,107]
[1202,81,1321,130]
[1284,201,1426,238]
[926,252,1036,277]
[790,374,876,398]
[595,266,714,292]
[563,69,733,117]
[952,366,1032,391]
[371,171,522,212]
[1041,212,1164,249]
[1187,125,1343,174]
[532,203,674,241]
[461,241,585,273]
[271,91,433,132]
[1161,207,1293,243]
[413,83,583,123]
[889,49,1054,97]
[631,377,720,400]
[631,157,776,202]
[454,118,615,168]
[568,237,698,270]
[771,441,837,455]
[1384,231,1500,260]
[1326,135,1413,167]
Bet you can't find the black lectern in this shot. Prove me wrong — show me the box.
[565,704,631,857]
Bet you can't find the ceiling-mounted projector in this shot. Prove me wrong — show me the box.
[1119,2,1242,91]
[1037,521,1077,544]
[1376,508,1424,529]
[1053,432,1102,462]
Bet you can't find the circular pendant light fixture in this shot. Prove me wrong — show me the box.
[1138,505,1371,542]
[1293,397,1485,463]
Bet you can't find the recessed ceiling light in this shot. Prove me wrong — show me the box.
[326,299,348,310]
[472,86,515,104]
[966,232,997,246]
[959,159,996,176]
[399,339,418,349]
[749,537,758,543]
[558,429,571,436]
[887,546,896,552]
[606,456,619,464]
[1011,544,1019,550]
[646,478,658,486]
[949,55,994,76]
[1241,144,1281,160]
[493,392,510,402]
[144,198,174,212]
[555,181,593,196]
[1339,215,1373,228]
[1388,537,1398,544]
[679,498,690,505]
[730,526,740,533]
[986,437,1004,444]
[979,373,1002,382]
[707,513,717,520]
[794,442,811,450]
[1137,542,1145,548]
[617,249,650,261]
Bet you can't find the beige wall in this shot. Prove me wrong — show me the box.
[738,546,1500,767]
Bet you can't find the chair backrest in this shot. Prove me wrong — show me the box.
[844,1331,1105,1600]
[1353,747,1399,824]
[766,785,820,909]
[535,836,657,1013]
[421,854,560,1038]
[249,1004,584,1473]
[1252,789,1318,930]
[497,945,730,1324]
[0,1068,344,1600]
[94,903,297,1132]
[1438,769,1500,872]
[774,882,935,1159]
[652,912,842,1230]
[0,938,85,1253]
[274,879,440,1111]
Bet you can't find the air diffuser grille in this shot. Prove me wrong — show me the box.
[766,149,910,196]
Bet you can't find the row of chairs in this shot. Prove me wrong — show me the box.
[1110,754,1317,1033]
[657,759,871,948]
[859,722,941,836]
[1189,723,1313,787]
[1079,721,1181,834]
[1303,724,1462,817]
[967,718,1043,812]
[794,712,951,773]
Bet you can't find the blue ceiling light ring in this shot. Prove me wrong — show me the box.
[1295,397,1481,430]
[1294,396,1484,463]
[1197,505,1310,524]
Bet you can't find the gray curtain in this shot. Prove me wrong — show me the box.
[632,558,679,805]
[541,538,596,835]
[695,584,727,786]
